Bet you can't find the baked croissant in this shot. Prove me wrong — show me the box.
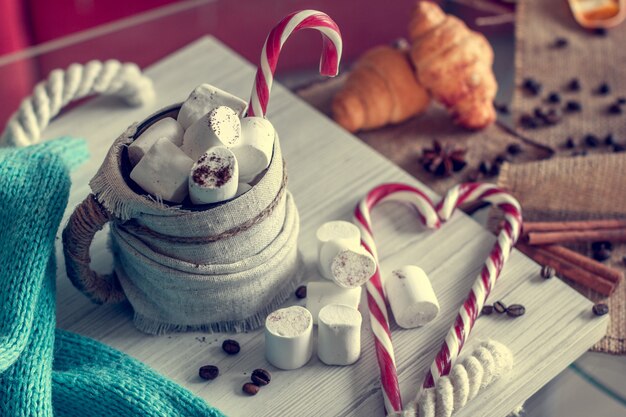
[408,1,497,129]
[332,45,431,132]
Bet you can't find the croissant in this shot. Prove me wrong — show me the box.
[332,45,431,132]
[408,1,497,129]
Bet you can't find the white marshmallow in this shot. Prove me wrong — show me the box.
[317,304,362,366]
[177,83,247,129]
[181,106,242,161]
[128,117,184,166]
[231,117,275,183]
[319,238,376,288]
[385,265,439,329]
[315,221,361,258]
[264,306,313,370]
[129,137,194,203]
[306,281,362,324]
[235,182,252,197]
[188,146,239,205]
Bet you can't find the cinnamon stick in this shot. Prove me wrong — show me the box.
[523,219,626,233]
[516,243,616,296]
[542,245,623,284]
[526,228,626,246]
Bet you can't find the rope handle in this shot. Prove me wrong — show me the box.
[1,59,154,147]
[62,194,126,304]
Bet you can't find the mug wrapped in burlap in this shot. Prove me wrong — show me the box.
[63,104,303,334]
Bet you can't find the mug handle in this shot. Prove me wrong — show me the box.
[62,194,126,304]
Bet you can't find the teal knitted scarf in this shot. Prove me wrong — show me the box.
[0,138,225,417]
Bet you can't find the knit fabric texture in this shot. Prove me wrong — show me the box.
[0,138,225,417]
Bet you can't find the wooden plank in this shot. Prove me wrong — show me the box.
[46,37,608,417]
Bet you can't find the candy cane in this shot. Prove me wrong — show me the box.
[353,182,522,414]
[354,183,440,415]
[248,10,342,118]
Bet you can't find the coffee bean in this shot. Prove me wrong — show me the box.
[522,78,542,96]
[604,134,615,146]
[222,339,241,355]
[520,114,539,129]
[295,285,307,299]
[242,382,260,395]
[567,78,581,92]
[547,92,561,103]
[593,248,611,262]
[251,368,272,386]
[608,103,623,115]
[495,154,510,165]
[563,137,576,149]
[593,27,608,37]
[507,143,522,155]
[597,82,611,95]
[543,108,562,125]
[565,100,582,112]
[592,303,609,316]
[494,102,510,114]
[481,305,494,316]
[584,134,600,147]
[592,241,613,251]
[613,143,626,153]
[489,162,501,176]
[199,365,219,380]
[493,301,507,314]
[553,37,568,48]
[506,304,526,317]
[617,97,626,105]
[479,161,491,175]
[541,265,555,279]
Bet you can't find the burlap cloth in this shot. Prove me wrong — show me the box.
[513,0,626,148]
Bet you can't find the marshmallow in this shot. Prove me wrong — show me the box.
[188,146,239,205]
[129,137,194,203]
[317,304,362,366]
[385,265,439,329]
[177,83,247,129]
[231,117,275,183]
[315,221,361,258]
[128,117,184,166]
[264,306,313,370]
[235,182,252,197]
[319,238,376,288]
[181,106,242,161]
[306,281,362,324]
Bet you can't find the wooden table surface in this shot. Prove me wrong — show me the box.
[48,37,608,417]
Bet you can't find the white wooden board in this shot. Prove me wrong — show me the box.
[47,37,608,417]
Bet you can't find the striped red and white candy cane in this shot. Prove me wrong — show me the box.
[353,182,522,413]
[421,182,522,390]
[354,183,440,415]
[248,10,342,118]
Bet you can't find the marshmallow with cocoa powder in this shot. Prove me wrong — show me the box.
[128,117,184,166]
[177,83,247,129]
[188,146,239,205]
[129,137,194,203]
[319,238,376,288]
[181,106,242,161]
[264,306,313,370]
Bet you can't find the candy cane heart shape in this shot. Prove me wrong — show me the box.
[248,10,342,118]
[353,183,440,415]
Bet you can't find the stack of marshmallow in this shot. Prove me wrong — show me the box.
[128,84,275,205]
[264,220,441,370]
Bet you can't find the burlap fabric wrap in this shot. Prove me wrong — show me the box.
[496,154,626,354]
[64,105,303,335]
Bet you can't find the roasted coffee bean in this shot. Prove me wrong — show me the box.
[222,339,241,355]
[593,27,608,36]
[608,103,623,115]
[563,137,576,149]
[567,78,581,92]
[506,143,522,155]
[494,102,510,114]
[617,97,626,105]
[199,365,219,380]
[520,114,539,129]
[553,37,568,48]
[565,100,582,112]
[506,304,526,318]
[251,368,272,386]
[522,78,542,96]
[493,301,507,314]
[543,108,562,125]
[295,285,307,299]
[479,161,491,175]
[584,134,600,147]
[604,134,615,146]
[481,305,494,316]
[613,143,626,153]
[593,248,611,262]
[592,241,613,251]
[489,162,501,176]
[495,154,510,165]
[592,303,609,316]
[597,82,611,95]
[541,265,555,279]
[242,382,260,395]
[547,92,561,103]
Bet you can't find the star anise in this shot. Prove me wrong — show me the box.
[421,140,467,177]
